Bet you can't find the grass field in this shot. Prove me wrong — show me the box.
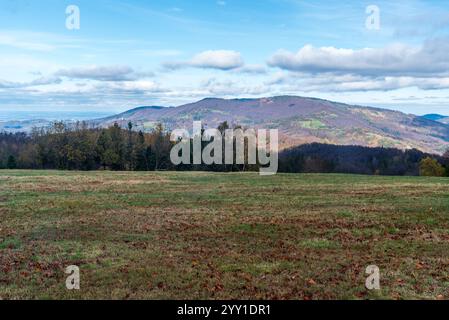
[0,170,448,300]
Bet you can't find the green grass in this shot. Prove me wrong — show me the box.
[0,170,448,300]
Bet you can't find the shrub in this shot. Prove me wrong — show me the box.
[419,157,445,177]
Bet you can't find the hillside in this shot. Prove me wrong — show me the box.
[94,96,449,155]
[440,117,449,124]
[422,114,449,124]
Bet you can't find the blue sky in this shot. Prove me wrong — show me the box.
[1,0,449,115]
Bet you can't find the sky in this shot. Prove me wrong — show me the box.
[1,0,449,115]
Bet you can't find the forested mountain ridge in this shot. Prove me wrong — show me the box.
[93,96,449,155]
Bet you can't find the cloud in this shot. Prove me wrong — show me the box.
[56,65,154,81]
[96,80,168,94]
[268,38,449,77]
[0,76,62,89]
[0,78,171,113]
[201,78,267,96]
[266,72,449,92]
[191,50,243,69]
[164,50,244,71]
[234,64,267,74]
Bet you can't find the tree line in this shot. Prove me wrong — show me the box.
[0,121,257,172]
[0,122,172,171]
[279,143,449,177]
[1,121,448,176]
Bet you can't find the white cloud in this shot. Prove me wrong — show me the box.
[56,65,154,81]
[235,64,267,74]
[164,50,244,70]
[268,38,449,77]
[0,76,62,89]
[191,50,243,69]
[202,78,268,96]
[97,80,168,93]
[266,72,449,92]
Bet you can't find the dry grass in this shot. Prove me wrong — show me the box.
[0,170,448,300]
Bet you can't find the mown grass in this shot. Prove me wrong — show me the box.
[0,170,448,300]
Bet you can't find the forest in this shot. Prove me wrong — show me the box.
[0,121,448,176]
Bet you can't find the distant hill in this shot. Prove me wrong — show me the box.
[438,116,449,124]
[421,114,449,122]
[98,106,166,122]
[94,96,449,154]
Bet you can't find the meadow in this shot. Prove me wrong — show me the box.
[0,170,448,299]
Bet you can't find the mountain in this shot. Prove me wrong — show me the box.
[421,114,449,122]
[98,106,166,122]
[434,116,449,125]
[95,96,449,154]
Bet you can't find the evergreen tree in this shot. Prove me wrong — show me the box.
[442,149,449,177]
[134,131,148,171]
[108,123,126,170]
[153,123,165,170]
[7,155,17,169]
[96,130,112,170]
[126,122,135,170]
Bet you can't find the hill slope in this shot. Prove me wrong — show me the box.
[422,114,449,125]
[422,114,448,121]
[439,117,449,124]
[95,96,449,154]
